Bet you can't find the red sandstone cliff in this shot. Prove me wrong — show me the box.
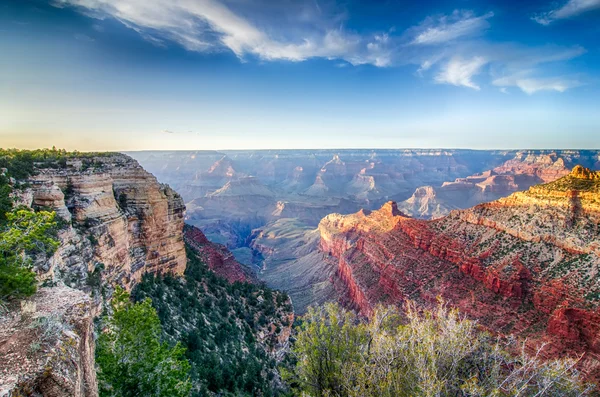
[319,167,600,378]
[183,224,256,283]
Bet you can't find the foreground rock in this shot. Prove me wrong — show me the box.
[0,287,98,397]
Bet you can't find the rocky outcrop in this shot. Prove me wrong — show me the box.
[24,154,186,290]
[0,287,98,397]
[398,185,454,220]
[183,224,255,283]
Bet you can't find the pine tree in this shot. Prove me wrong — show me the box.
[96,287,192,397]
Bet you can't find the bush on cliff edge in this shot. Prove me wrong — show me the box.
[285,301,593,397]
[0,209,58,301]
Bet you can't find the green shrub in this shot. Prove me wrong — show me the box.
[286,301,593,397]
[0,209,59,301]
[0,260,37,300]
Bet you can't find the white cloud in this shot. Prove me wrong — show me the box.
[435,56,487,90]
[161,129,176,134]
[411,10,493,45]
[492,72,583,94]
[52,0,393,67]
[533,0,600,25]
[52,1,588,91]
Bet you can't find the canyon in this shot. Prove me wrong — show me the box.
[130,150,600,247]
[127,149,600,381]
[2,149,600,394]
[130,149,600,311]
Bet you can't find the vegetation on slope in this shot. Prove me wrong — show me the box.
[0,150,64,301]
[0,209,59,301]
[132,246,293,396]
[284,301,593,397]
[534,165,600,193]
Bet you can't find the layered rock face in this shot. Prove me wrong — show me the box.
[0,287,98,397]
[318,167,600,376]
[23,154,186,290]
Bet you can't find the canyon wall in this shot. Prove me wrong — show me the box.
[318,167,600,378]
[23,154,187,290]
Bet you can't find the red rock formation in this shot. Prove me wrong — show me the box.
[318,169,600,379]
[184,225,255,283]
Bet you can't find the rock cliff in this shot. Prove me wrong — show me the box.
[183,224,256,283]
[22,154,186,290]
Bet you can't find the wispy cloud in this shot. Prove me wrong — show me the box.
[533,0,600,25]
[52,0,393,67]
[435,56,487,90]
[410,10,493,45]
[418,41,586,92]
[492,71,583,94]
[161,129,176,134]
[51,1,588,93]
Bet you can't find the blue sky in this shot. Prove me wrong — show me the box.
[1,0,599,150]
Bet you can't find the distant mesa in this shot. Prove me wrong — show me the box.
[207,155,236,178]
[209,176,274,197]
